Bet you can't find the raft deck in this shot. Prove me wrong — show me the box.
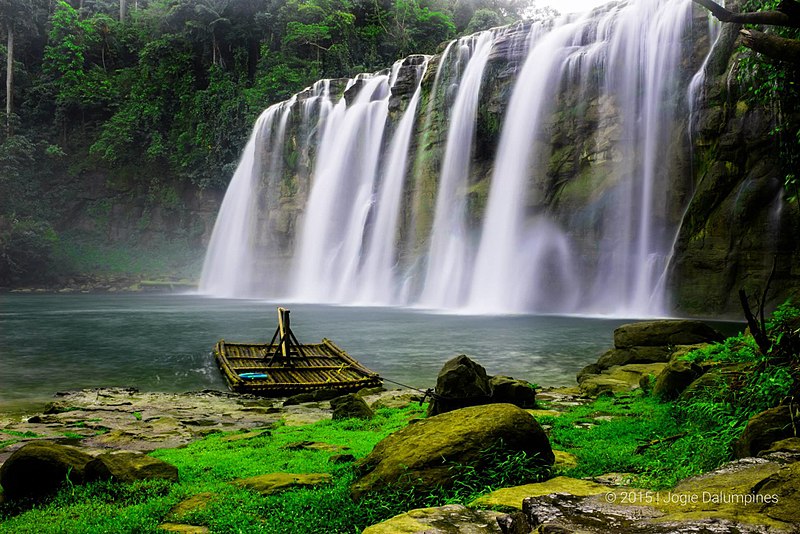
[214,337,382,396]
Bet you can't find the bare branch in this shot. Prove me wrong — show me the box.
[692,0,800,28]
[740,28,800,64]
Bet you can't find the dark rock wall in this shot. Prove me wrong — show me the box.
[669,21,800,316]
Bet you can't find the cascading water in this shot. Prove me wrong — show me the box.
[199,99,294,297]
[201,0,712,316]
[418,30,498,308]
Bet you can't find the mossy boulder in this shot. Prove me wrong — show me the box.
[652,359,703,400]
[85,450,179,483]
[735,405,799,459]
[330,393,374,420]
[350,403,554,499]
[0,441,94,500]
[613,320,724,349]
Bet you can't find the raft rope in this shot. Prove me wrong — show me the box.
[375,375,444,404]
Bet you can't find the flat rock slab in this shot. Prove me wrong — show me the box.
[470,476,610,510]
[158,523,210,534]
[168,492,216,519]
[230,472,333,495]
[362,504,511,534]
[522,458,798,533]
[0,388,326,462]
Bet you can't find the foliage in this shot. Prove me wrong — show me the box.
[0,217,59,286]
[735,0,800,207]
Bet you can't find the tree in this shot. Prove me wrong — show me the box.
[0,0,33,135]
[693,0,800,63]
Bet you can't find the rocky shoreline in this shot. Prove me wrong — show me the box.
[2,318,799,533]
[2,276,198,295]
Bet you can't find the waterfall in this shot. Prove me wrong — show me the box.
[201,0,712,317]
[356,58,430,304]
[419,30,497,308]
[199,100,293,297]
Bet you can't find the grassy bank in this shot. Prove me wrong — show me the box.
[1,305,797,532]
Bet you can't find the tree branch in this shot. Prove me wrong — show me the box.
[692,0,800,28]
[740,28,800,63]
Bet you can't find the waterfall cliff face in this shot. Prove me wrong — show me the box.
[200,0,797,316]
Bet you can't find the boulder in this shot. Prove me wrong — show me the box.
[361,504,527,534]
[85,450,179,483]
[613,320,724,349]
[427,355,492,416]
[0,441,95,500]
[330,393,374,420]
[351,403,553,499]
[735,405,799,459]
[489,376,536,408]
[652,359,703,400]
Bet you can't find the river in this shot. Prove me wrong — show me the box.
[0,293,742,413]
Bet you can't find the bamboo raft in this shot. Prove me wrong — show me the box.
[213,307,382,396]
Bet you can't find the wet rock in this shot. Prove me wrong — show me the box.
[330,393,374,420]
[652,359,703,400]
[351,403,553,499]
[0,441,94,500]
[735,405,799,459]
[231,472,332,495]
[758,437,800,464]
[427,355,492,416]
[361,504,520,534]
[613,320,724,349]
[85,450,179,483]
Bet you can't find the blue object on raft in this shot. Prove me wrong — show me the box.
[239,372,269,380]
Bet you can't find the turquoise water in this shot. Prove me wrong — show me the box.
[0,294,742,413]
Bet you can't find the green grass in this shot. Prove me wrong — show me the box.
[0,405,425,534]
[542,392,738,489]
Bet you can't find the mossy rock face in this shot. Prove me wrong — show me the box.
[427,354,493,416]
[351,403,554,499]
[652,359,703,400]
[0,441,94,500]
[361,504,513,534]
